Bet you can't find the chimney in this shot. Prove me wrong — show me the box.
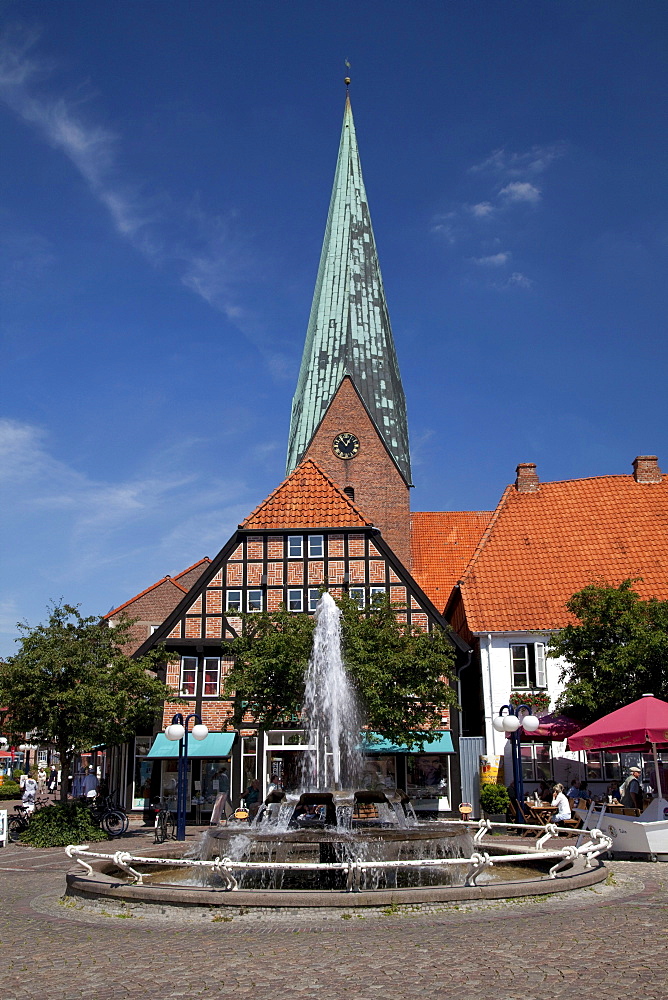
[632,455,662,484]
[515,463,540,493]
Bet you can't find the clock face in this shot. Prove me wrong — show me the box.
[332,432,360,460]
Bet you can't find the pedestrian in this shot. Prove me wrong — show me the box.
[82,766,98,799]
[47,766,58,794]
[37,766,47,793]
[22,774,38,814]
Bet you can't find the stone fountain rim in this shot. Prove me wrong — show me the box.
[64,851,607,910]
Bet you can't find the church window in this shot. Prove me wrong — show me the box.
[247,590,263,612]
[308,588,320,612]
[510,643,547,689]
[288,589,303,612]
[288,536,303,558]
[308,535,324,558]
[349,588,365,607]
[226,590,242,612]
[203,658,220,696]
[180,657,197,697]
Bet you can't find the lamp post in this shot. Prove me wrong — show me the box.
[165,713,208,841]
[492,704,540,823]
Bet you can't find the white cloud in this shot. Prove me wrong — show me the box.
[471,252,510,268]
[470,143,566,177]
[0,29,286,367]
[499,181,541,205]
[469,201,494,218]
[507,271,534,289]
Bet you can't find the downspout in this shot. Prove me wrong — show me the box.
[455,648,473,737]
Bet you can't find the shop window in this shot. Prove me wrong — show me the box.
[406,754,449,799]
[308,588,320,612]
[226,590,242,611]
[308,535,324,558]
[349,587,365,607]
[247,590,263,612]
[133,736,155,811]
[361,755,396,790]
[180,656,197,696]
[520,743,552,782]
[203,657,220,696]
[288,536,303,558]
[510,643,547,689]
[287,589,303,612]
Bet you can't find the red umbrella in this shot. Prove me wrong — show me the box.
[568,694,668,801]
[567,695,668,753]
[507,713,581,742]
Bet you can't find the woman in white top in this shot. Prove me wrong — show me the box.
[552,783,572,823]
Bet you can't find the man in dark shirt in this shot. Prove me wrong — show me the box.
[622,766,643,810]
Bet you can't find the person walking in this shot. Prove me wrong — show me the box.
[621,766,643,810]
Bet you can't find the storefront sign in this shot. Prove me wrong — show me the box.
[480,754,504,785]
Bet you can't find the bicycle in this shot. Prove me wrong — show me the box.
[153,799,176,843]
[7,800,44,843]
[87,792,130,838]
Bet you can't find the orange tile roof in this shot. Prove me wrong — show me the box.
[240,459,372,530]
[174,558,211,582]
[411,511,493,610]
[458,474,668,632]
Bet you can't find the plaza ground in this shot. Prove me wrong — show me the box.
[1,824,667,999]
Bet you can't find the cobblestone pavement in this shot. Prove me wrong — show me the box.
[1,829,667,1000]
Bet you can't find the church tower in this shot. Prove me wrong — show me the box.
[286,92,412,566]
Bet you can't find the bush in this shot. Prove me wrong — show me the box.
[0,781,21,800]
[19,803,109,848]
[479,783,510,815]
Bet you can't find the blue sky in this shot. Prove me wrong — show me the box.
[2,2,667,655]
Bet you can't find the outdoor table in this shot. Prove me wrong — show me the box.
[525,802,557,826]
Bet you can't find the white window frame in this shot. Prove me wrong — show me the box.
[247,590,263,612]
[520,742,553,782]
[203,657,220,697]
[180,656,197,697]
[288,535,303,559]
[308,534,324,558]
[287,589,303,612]
[510,642,547,690]
[226,590,242,612]
[308,588,320,612]
[370,586,386,604]
[349,587,365,607]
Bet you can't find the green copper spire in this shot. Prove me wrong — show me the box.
[286,95,412,484]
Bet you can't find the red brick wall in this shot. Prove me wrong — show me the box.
[303,378,411,567]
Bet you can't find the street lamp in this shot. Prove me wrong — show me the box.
[165,713,208,841]
[493,704,540,823]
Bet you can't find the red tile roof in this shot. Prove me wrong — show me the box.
[240,459,373,530]
[105,559,211,619]
[457,474,668,632]
[411,511,492,610]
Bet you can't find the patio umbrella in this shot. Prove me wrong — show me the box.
[568,694,668,801]
[506,713,581,742]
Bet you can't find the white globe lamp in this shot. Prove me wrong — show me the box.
[522,714,540,732]
[502,715,520,733]
[165,723,185,742]
[191,723,209,741]
[492,715,507,733]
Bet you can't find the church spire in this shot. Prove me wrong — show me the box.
[286,94,412,485]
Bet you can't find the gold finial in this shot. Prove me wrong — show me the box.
[344,58,351,87]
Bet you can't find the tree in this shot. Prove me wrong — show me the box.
[223,595,457,748]
[0,603,171,801]
[550,580,668,723]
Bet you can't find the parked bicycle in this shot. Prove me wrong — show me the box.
[87,791,129,838]
[153,799,176,843]
[7,797,48,842]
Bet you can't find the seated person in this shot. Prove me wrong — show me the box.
[566,780,581,801]
[552,783,572,823]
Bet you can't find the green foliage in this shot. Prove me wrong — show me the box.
[19,802,109,848]
[550,580,668,723]
[0,780,21,800]
[223,595,457,748]
[479,783,510,815]
[0,603,171,799]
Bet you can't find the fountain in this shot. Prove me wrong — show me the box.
[64,593,613,911]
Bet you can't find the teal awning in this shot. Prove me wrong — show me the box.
[361,732,454,755]
[146,732,236,759]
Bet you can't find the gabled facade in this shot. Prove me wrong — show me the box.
[442,456,668,795]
